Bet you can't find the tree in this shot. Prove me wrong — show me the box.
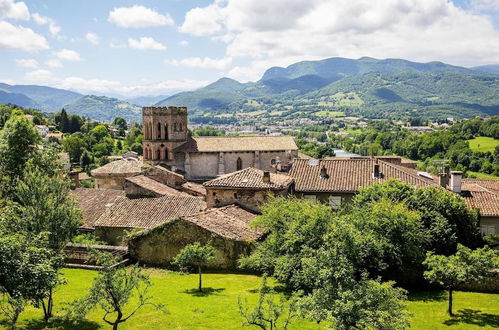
[0,110,40,197]
[67,252,164,330]
[423,244,499,315]
[113,117,128,131]
[62,134,87,163]
[238,275,296,330]
[80,149,93,171]
[173,242,215,292]
[4,157,82,320]
[91,124,110,142]
[0,230,60,328]
[56,108,70,132]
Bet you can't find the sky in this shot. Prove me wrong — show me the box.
[0,0,499,97]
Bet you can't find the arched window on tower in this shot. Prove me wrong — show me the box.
[164,123,168,140]
[179,123,183,132]
[174,123,177,132]
[156,149,160,160]
[147,123,152,140]
[157,123,161,139]
[237,157,243,171]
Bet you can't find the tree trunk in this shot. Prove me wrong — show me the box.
[198,265,202,292]
[448,288,453,316]
[42,288,53,322]
[113,310,123,330]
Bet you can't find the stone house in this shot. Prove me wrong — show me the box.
[288,157,499,233]
[203,167,294,212]
[91,158,144,190]
[128,205,262,269]
[93,194,206,245]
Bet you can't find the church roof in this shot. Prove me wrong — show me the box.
[203,167,293,190]
[183,136,298,152]
[94,194,206,229]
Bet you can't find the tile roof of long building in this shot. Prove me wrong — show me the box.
[203,167,293,190]
[182,136,298,152]
[125,175,188,196]
[182,205,262,241]
[94,194,206,229]
[70,188,125,230]
[461,183,499,217]
[289,158,437,192]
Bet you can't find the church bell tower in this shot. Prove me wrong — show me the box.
[142,106,188,165]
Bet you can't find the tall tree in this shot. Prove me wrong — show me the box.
[0,110,40,197]
[423,244,499,315]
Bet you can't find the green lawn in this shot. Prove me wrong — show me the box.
[467,137,499,153]
[3,268,499,329]
[467,171,499,179]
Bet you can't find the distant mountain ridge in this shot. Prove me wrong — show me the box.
[64,95,141,122]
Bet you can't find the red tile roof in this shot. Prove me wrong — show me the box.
[94,194,206,229]
[289,158,437,192]
[70,188,125,230]
[461,188,499,217]
[91,158,144,177]
[463,179,499,195]
[204,167,293,190]
[125,175,188,196]
[182,205,262,241]
[182,136,298,152]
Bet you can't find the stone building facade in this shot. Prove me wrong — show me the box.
[142,106,298,180]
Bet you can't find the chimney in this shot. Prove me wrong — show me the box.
[320,166,329,179]
[263,171,271,183]
[373,160,380,178]
[438,172,449,188]
[449,171,462,193]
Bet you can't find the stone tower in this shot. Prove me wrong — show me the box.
[142,106,188,165]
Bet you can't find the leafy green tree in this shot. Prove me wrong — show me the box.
[67,252,164,330]
[113,117,128,131]
[173,242,215,292]
[79,149,93,171]
[63,134,87,163]
[0,110,40,196]
[423,244,499,315]
[0,230,60,328]
[4,157,82,320]
[238,275,296,330]
[55,108,70,132]
[90,124,110,142]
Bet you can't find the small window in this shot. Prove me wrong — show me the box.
[328,196,342,210]
[237,157,243,171]
[271,159,276,165]
[174,123,177,131]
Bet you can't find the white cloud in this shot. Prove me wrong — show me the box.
[178,0,499,80]
[128,37,166,50]
[0,0,29,20]
[54,49,82,61]
[85,32,99,45]
[32,13,60,36]
[179,2,225,36]
[45,59,62,68]
[108,5,174,28]
[0,21,48,50]
[15,58,38,68]
[109,40,126,49]
[165,56,232,70]
[179,40,189,46]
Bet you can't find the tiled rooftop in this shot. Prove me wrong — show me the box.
[70,188,125,229]
[126,175,188,196]
[91,158,143,176]
[289,158,437,192]
[182,136,298,152]
[204,167,293,190]
[94,194,206,229]
[182,205,262,241]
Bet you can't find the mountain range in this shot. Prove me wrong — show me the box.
[1,57,499,122]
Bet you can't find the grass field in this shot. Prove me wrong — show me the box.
[468,171,499,179]
[3,268,499,329]
[467,136,499,153]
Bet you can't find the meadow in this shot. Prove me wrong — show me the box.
[467,136,499,153]
[3,268,499,329]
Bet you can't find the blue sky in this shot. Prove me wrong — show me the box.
[0,0,498,97]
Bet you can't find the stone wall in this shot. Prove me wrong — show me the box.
[142,165,186,186]
[206,188,287,212]
[128,219,255,270]
[480,216,499,235]
[94,176,128,190]
[95,226,132,246]
[124,180,162,198]
[189,152,219,178]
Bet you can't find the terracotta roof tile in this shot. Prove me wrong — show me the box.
[181,182,207,196]
[91,158,143,177]
[463,179,499,195]
[125,175,188,196]
[204,167,293,190]
[182,136,298,152]
[289,158,437,192]
[94,194,206,229]
[70,188,125,229]
[461,189,499,217]
[183,205,262,241]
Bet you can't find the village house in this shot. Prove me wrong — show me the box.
[203,167,294,212]
[91,157,144,190]
[128,205,262,269]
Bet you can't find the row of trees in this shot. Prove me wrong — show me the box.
[237,181,497,328]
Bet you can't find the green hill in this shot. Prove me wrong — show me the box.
[64,95,141,122]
